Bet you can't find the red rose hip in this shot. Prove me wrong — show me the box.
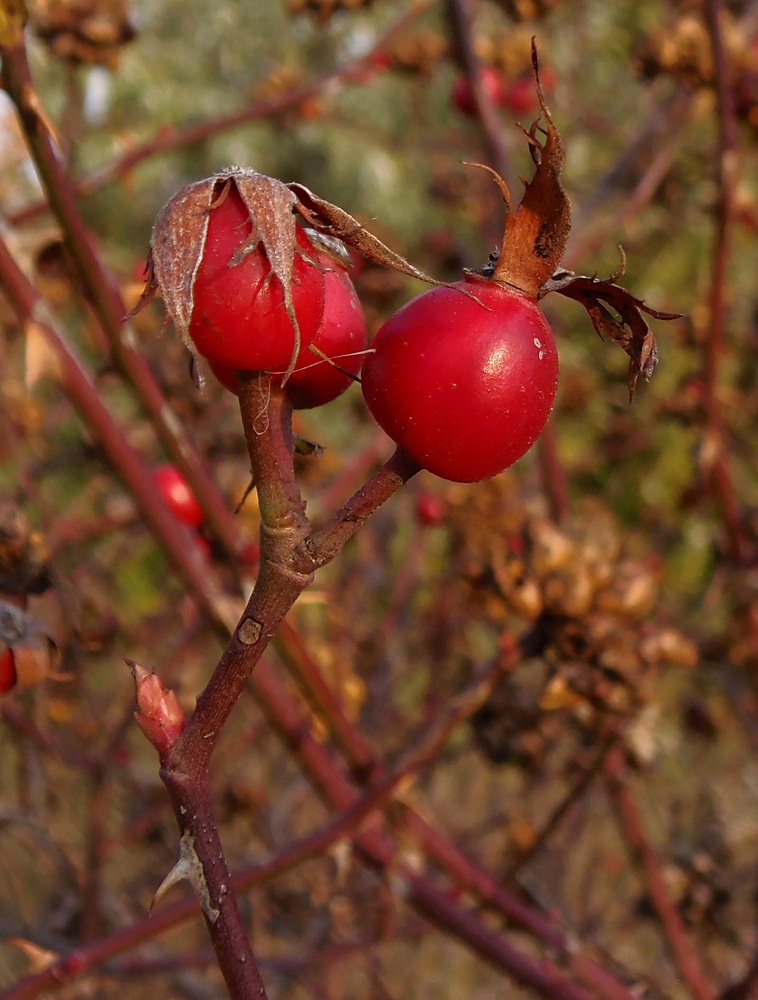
[188,185,325,372]
[361,279,558,483]
[0,648,17,693]
[153,464,204,528]
[210,259,367,409]
[452,66,506,116]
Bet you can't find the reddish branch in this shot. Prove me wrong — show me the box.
[701,0,748,561]
[605,746,716,1000]
[443,0,511,185]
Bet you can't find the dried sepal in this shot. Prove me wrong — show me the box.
[0,597,60,694]
[542,259,681,399]
[146,177,216,346]
[490,41,571,297]
[288,182,441,287]
[231,170,311,380]
[11,637,56,691]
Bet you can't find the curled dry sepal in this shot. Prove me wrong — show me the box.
[127,659,186,759]
[542,256,681,400]
[470,41,679,400]
[132,166,440,379]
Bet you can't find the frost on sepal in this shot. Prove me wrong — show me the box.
[128,659,186,758]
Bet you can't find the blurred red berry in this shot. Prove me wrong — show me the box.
[153,464,204,528]
[415,492,447,527]
[501,70,554,116]
[451,66,506,116]
[0,648,17,693]
[240,542,260,567]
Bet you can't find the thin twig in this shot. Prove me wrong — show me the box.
[605,745,716,1000]
[701,0,748,562]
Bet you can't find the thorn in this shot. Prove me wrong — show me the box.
[151,829,220,923]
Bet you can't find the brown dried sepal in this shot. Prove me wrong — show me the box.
[0,598,60,694]
[0,503,52,595]
[289,182,441,287]
[542,256,682,399]
[488,41,571,297]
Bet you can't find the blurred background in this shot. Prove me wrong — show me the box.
[1,0,758,998]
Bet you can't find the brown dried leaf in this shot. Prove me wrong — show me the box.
[542,265,682,399]
[0,504,52,596]
[288,181,441,286]
[492,42,571,297]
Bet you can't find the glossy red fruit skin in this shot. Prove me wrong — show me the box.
[361,280,559,483]
[0,648,17,693]
[452,66,505,116]
[153,464,204,528]
[188,186,325,371]
[210,262,367,409]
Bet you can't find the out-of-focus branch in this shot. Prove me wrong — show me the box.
[605,746,716,1000]
[8,0,435,228]
[0,229,229,630]
[701,0,748,562]
[0,40,248,564]
[443,0,512,186]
